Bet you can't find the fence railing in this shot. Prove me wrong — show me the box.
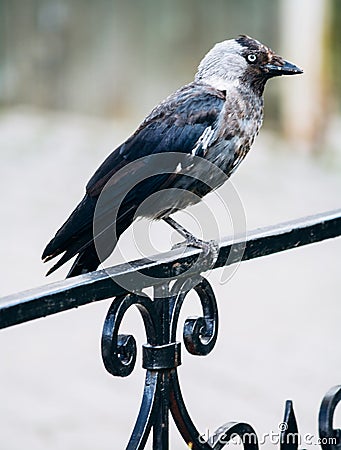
[1,209,341,449]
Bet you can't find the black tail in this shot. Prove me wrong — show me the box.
[42,193,135,278]
[42,195,96,261]
[66,243,101,278]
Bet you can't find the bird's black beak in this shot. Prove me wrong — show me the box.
[263,59,303,77]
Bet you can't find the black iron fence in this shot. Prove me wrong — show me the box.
[1,209,341,449]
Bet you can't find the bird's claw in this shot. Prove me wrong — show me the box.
[171,237,219,269]
[200,239,220,268]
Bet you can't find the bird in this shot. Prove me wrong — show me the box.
[42,35,302,278]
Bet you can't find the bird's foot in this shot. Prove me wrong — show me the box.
[164,216,219,268]
[172,237,219,268]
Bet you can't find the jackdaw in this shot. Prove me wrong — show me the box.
[42,35,302,277]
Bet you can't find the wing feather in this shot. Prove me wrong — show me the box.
[42,82,226,274]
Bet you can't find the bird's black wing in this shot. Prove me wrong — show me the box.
[86,82,226,196]
[42,82,226,276]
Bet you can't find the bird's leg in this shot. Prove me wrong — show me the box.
[163,216,202,246]
[163,216,219,266]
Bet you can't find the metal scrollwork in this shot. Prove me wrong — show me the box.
[101,275,231,449]
[169,277,218,357]
[319,385,341,450]
[101,277,341,450]
[102,293,158,377]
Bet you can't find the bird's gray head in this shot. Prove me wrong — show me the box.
[195,35,303,95]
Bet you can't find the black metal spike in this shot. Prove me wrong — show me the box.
[280,400,300,450]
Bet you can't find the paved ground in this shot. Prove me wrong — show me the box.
[0,108,340,449]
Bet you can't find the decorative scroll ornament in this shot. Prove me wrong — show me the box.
[319,385,341,450]
[101,276,340,450]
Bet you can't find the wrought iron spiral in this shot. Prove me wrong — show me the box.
[169,277,218,356]
[319,385,341,450]
[101,276,340,450]
[102,293,158,377]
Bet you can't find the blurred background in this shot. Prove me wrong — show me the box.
[0,0,341,449]
[0,0,341,148]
